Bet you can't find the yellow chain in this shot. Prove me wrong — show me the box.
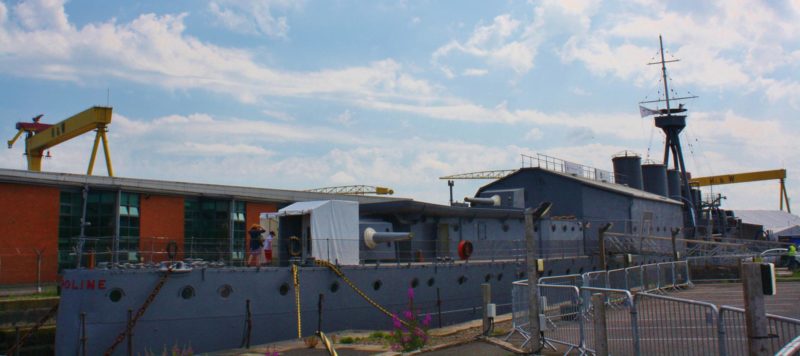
[314,260,411,329]
[292,264,302,339]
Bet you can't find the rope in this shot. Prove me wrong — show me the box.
[318,331,339,356]
[292,264,302,339]
[6,303,59,355]
[104,267,172,356]
[314,259,412,329]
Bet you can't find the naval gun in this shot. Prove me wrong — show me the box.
[464,194,501,207]
[363,228,413,249]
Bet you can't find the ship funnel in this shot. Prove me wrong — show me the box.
[641,163,668,197]
[667,169,682,200]
[612,151,643,190]
[464,194,501,207]
[363,228,413,249]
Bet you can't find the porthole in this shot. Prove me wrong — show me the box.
[502,224,509,232]
[109,288,124,303]
[562,225,567,232]
[551,225,556,232]
[427,278,435,287]
[385,228,390,232]
[411,278,419,288]
[330,282,340,293]
[180,286,195,300]
[497,273,503,281]
[218,284,233,299]
[453,226,460,232]
[279,283,290,296]
[484,274,492,282]
[547,270,553,276]
[571,226,575,231]
[565,268,571,275]
[579,267,584,274]
[373,280,383,291]
[457,276,467,285]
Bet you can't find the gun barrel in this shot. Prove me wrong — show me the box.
[363,228,413,249]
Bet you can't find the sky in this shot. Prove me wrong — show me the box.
[0,0,798,211]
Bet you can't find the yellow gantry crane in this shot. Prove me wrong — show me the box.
[690,169,790,213]
[306,185,394,195]
[7,106,114,176]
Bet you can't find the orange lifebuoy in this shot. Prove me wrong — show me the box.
[458,240,474,260]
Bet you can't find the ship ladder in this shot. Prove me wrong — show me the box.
[318,331,338,356]
[103,266,173,356]
[314,259,413,330]
[292,263,302,339]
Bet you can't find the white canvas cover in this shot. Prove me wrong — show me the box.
[263,200,359,265]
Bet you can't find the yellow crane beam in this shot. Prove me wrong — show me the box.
[690,169,790,213]
[306,185,394,195]
[689,169,786,186]
[9,106,114,176]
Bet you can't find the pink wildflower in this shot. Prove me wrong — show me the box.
[392,314,403,329]
[422,313,432,327]
[403,310,414,320]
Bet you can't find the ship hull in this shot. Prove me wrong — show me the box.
[55,257,599,355]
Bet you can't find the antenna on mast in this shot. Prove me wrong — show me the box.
[639,35,699,236]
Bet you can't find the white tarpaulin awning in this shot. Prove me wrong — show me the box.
[262,200,359,265]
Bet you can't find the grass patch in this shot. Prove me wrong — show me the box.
[339,336,356,344]
[0,286,59,301]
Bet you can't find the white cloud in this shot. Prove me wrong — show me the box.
[524,127,543,140]
[557,0,800,104]
[208,0,297,38]
[462,68,488,77]
[330,110,355,126]
[432,14,540,76]
[262,109,295,121]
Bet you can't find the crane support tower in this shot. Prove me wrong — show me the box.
[7,106,114,176]
[690,169,791,213]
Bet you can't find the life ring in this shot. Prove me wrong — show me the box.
[458,240,474,260]
[288,235,302,257]
[166,241,178,260]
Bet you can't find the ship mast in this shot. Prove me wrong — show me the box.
[641,35,699,235]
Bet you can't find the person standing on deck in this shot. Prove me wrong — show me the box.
[247,224,266,266]
[263,231,275,265]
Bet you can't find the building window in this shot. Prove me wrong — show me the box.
[58,189,118,270]
[119,192,140,261]
[185,198,244,263]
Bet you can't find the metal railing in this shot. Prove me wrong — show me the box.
[509,260,800,355]
[719,306,800,356]
[520,153,616,183]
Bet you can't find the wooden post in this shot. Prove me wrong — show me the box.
[592,293,609,356]
[599,223,613,271]
[742,262,769,356]
[671,228,681,261]
[526,202,551,353]
[482,283,491,335]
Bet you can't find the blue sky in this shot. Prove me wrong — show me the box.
[1,0,798,211]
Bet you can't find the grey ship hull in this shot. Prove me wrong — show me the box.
[55,257,597,355]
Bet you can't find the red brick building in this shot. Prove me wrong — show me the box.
[0,169,389,286]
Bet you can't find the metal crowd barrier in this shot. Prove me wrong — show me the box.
[508,260,800,355]
[719,306,800,356]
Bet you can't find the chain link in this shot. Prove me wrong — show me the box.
[6,303,59,355]
[292,264,302,339]
[103,267,173,356]
[314,259,412,329]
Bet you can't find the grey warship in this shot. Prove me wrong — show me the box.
[54,151,687,355]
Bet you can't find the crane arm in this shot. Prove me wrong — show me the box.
[439,169,516,180]
[690,169,786,186]
[7,128,25,149]
[306,185,394,195]
[25,106,112,151]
